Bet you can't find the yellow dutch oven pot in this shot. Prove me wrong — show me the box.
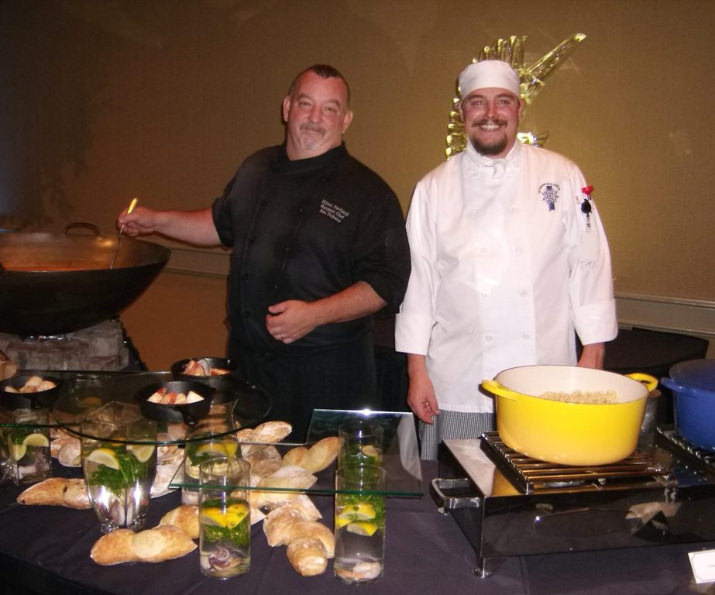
[481,366,658,466]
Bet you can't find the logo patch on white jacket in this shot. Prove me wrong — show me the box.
[539,183,560,211]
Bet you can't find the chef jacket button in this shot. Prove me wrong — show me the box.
[320,177,327,183]
[243,310,251,318]
[298,207,305,214]
[520,289,528,297]
[248,235,256,244]
[479,246,488,254]
[522,333,530,340]
[484,335,493,342]
[241,272,250,280]
[515,247,523,255]
[272,283,279,290]
[283,245,291,253]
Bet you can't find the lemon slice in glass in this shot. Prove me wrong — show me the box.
[8,439,26,462]
[222,440,239,458]
[224,501,249,528]
[361,445,381,460]
[337,502,376,522]
[346,521,378,536]
[352,502,376,520]
[195,442,228,458]
[185,464,200,479]
[200,506,227,528]
[86,447,121,470]
[23,433,50,448]
[335,512,353,528]
[127,443,155,463]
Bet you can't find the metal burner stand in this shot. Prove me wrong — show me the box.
[432,432,715,578]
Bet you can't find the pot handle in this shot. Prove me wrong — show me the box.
[65,222,101,236]
[480,379,521,401]
[430,477,481,511]
[625,373,658,392]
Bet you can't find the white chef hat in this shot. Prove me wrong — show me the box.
[458,60,521,98]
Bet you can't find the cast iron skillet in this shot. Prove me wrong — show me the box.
[134,380,214,426]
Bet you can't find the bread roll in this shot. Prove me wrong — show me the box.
[57,439,82,467]
[244,444,282,480]
[301,437,339,473]
[159,505,199,539]
[90,526,197,565]
[0,351,18,380]
[250,420,293,443]
[286,521,334,558]
[263,505,303,547]
[238,420,292,446]
[262,494,323,546]
[17,478,91,509]
[286,537,328,576]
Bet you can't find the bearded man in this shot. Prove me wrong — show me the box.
[395,60,617,459]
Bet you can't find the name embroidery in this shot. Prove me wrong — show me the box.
[319,199,350,223]
[539,183,560,211]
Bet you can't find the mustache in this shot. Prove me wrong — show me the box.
[469,117,506,128]
[300,123,325,134]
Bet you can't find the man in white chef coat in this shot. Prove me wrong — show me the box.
[395,60,617,459]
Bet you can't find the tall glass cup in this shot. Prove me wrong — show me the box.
[334,463,386,584]
[338,419,384,470]
[0,408,51,485]
[81,402,157,533]
[182,416,239,505]
[199,456,251,578]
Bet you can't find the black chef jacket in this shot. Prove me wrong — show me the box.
[211,143,411,439]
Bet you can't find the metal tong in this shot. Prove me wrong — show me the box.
[110,197,138,269]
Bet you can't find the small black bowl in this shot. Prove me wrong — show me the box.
[171,357,242,403]
[134,380,214,425]
[0,374,63,410]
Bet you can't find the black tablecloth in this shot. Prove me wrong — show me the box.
[0,462,712,595]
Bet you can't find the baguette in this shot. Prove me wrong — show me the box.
[159,505,199,539]
[90,526,197,565]
[252,465,317,510]
[286,537,328,576]
[17,477,91,509]
[282,446,308,467]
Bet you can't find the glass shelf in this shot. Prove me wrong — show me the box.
[170,409,423,498]
[46,370,270,444]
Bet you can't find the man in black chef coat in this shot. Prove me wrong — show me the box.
[118,64,411,440]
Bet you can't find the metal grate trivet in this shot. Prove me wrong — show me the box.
[480,432,674,495]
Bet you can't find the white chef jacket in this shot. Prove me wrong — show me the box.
[394,141,618,413]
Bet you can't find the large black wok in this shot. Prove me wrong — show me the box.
[0,226,170,336]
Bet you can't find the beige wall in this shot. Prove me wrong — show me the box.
[2,0,714,368]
